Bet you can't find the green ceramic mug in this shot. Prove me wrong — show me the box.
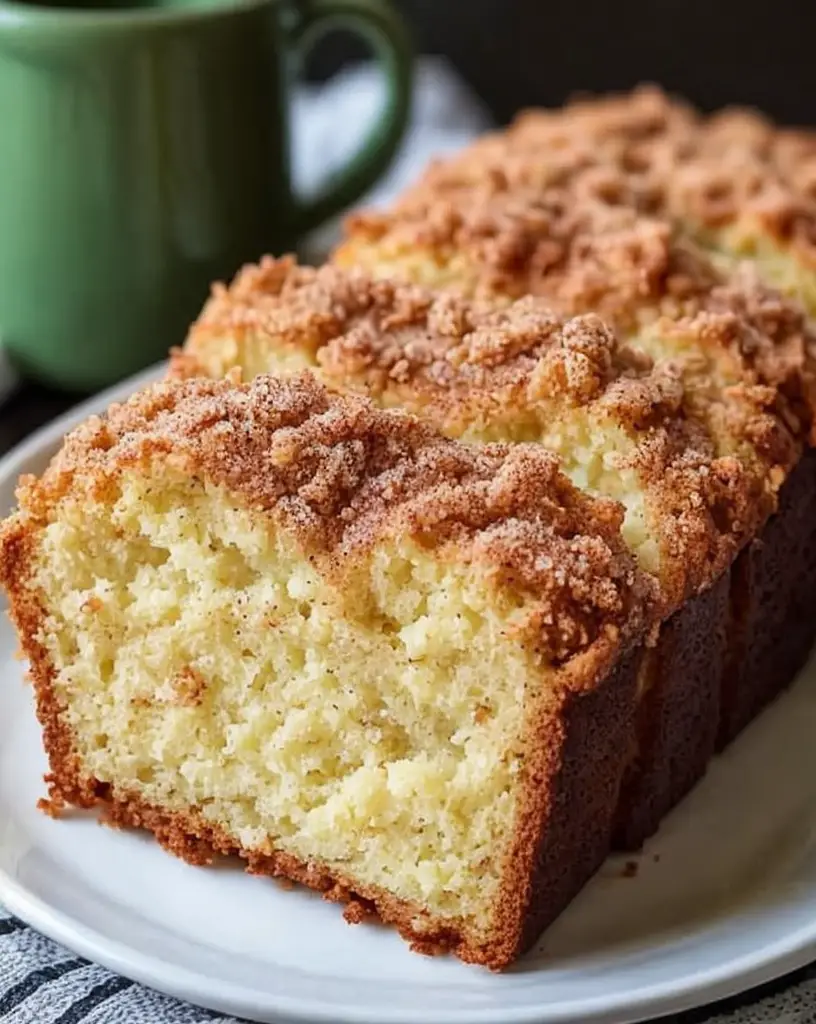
[0,0,411,391]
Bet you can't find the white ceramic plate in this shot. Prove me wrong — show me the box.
[2,364,816,1024]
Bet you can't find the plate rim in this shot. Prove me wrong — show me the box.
[3,863,816,1024]
[1,365,816,1024]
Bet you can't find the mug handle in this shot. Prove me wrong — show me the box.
[286,0,413,236]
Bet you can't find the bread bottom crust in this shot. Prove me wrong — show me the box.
[68,784,479,961]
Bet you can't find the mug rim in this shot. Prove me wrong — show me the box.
[0,0,273,30]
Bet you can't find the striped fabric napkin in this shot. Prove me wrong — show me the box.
[5,902,816,1024]
[0,907,239,1023]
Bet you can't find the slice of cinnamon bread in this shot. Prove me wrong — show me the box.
[0,373,652,969]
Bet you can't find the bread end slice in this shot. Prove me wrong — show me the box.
[0,373,652,968]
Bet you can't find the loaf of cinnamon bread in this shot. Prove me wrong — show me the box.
[4,89,816,969]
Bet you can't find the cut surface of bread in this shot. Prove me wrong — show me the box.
[0,373,652,968]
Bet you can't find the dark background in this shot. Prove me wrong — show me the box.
[311,0,816,126]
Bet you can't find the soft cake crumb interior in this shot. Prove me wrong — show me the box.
[698,226,816,317]
[333,241,487,298]
[36,471,541,937]
[460,412,655,570]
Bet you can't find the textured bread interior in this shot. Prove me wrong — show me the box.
[34,467,544,939]
[702,229,816,314]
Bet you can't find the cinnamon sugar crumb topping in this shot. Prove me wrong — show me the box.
[337,178,816,447]
[182,258,712,436]
[181,256,697,426]
[178,256,804,606]
[377,84,816,263]
[20,374,653,661]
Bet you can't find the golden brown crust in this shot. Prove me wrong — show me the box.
[614,571,730,849]
[509,646,643,958]
[94,791,481,962]
[4,373,650,665]
[721,448,816,745]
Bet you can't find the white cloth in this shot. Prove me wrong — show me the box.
[294,55,493,261]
